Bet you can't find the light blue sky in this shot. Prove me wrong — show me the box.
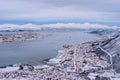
[0,0,120,26]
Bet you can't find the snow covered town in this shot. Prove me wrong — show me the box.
[0,34,120,80]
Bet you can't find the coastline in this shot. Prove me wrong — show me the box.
[0,37,120,80]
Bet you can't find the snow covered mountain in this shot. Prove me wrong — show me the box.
[0,24,41,32]
[0,23,119,32]
[94,33,120,73]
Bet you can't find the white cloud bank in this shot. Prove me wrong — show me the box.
[0,23,119,31]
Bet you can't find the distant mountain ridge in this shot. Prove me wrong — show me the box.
[0,23,119,32]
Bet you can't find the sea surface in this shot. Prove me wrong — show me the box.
[0,31,101,66]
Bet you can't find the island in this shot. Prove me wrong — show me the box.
[0,32,49,43]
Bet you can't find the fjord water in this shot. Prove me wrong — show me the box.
[0,31,100,66]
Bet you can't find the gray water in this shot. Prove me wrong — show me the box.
[0,31,100,66]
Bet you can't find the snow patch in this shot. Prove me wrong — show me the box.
[34,65,49,69]
[48,58,61,64]
[0,67,19,72]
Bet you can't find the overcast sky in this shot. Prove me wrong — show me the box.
[0,0,120,25]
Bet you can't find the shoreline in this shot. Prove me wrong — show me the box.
[0,35,120,79]
[0,49,66,70]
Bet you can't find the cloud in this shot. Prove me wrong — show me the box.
[0,23,119,31]
[0,0,120,22]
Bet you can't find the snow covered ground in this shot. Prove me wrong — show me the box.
[0,67,19,72]
[45,50,65,64]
